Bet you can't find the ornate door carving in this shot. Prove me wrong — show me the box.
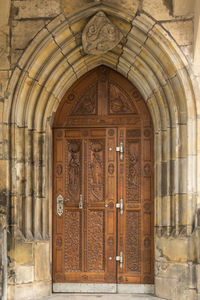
[53,66,154,286]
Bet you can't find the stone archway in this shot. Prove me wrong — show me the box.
[4,6,198,300]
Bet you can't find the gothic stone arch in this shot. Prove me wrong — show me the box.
[3,6,199,300]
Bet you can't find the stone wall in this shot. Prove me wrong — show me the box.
[0,1,200,300]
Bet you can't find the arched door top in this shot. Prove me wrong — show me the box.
[53,66,152,129]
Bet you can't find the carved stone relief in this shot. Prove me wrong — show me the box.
[82,11,123,55]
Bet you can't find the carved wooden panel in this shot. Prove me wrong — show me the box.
[125,210,141,273]
[64,210,82,272]
[65,140,82,202]
[88,139,105,203]
[70,83,98,116]
[87,210,105,272]
[126,140,141,203]
[108,82,137,115]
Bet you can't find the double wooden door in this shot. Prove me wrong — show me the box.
[53,126,154,285]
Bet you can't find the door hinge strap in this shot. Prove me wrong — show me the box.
[116,251,123,269]
[116,198,123,215]
[116,142,123,160]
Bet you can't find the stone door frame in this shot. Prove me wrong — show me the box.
[4,8,198,300]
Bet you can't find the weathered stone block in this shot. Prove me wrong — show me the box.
[34,281,51,299]
[143,0,173,20]
[173,0,194,17]
[155,236,189,262]
[11,49,23,67]
[0,71,9,98]
[102,0,139,15]
[8,283,34,300]
[8,242,33,265]
[13,0,61,20]
[155,276,177,299]
[0,0,11,27]
[12,20,46,50]
[163,20,193,46]
[35,242,50,281]
[15,265,34,284]
[0,27,10,69]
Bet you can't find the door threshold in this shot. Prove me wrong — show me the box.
[53,283,154,294]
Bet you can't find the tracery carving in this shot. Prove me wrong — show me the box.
[126,140,141,202]
[70,83,97,115]
[64,210,82,272]
[66,140,81,202]
[108,82,137,115]
[87,210,105,272]
[82,11,123,55]
[88,139,105,202]
[126,211,141,272]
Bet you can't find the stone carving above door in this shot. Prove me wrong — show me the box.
[82,11,123,55]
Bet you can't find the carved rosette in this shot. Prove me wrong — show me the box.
[82,11,123,55]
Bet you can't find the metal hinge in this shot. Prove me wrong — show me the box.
[116,251,123,269]
[116,198,123,215]
[79,194,83,209]
[116,142,123,160]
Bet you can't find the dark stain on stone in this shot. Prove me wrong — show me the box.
[0,189,8,208]
[163,0,173,15]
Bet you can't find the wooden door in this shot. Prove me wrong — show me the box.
[53,127,117,283]
[53,66,154,286]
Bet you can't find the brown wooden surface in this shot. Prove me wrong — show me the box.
[53,66,154,284]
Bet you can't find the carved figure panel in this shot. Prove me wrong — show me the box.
[126,140,141,202]
[88,139,105,202]
[126,211,141,273]
[64,210,82,272]
[108,82,137,115]
[87,210,105,272]
[82,11,123,55]
[70,83,98,116]
[66,140,82,202]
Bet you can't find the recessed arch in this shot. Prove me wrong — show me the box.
[4,5,199,299]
